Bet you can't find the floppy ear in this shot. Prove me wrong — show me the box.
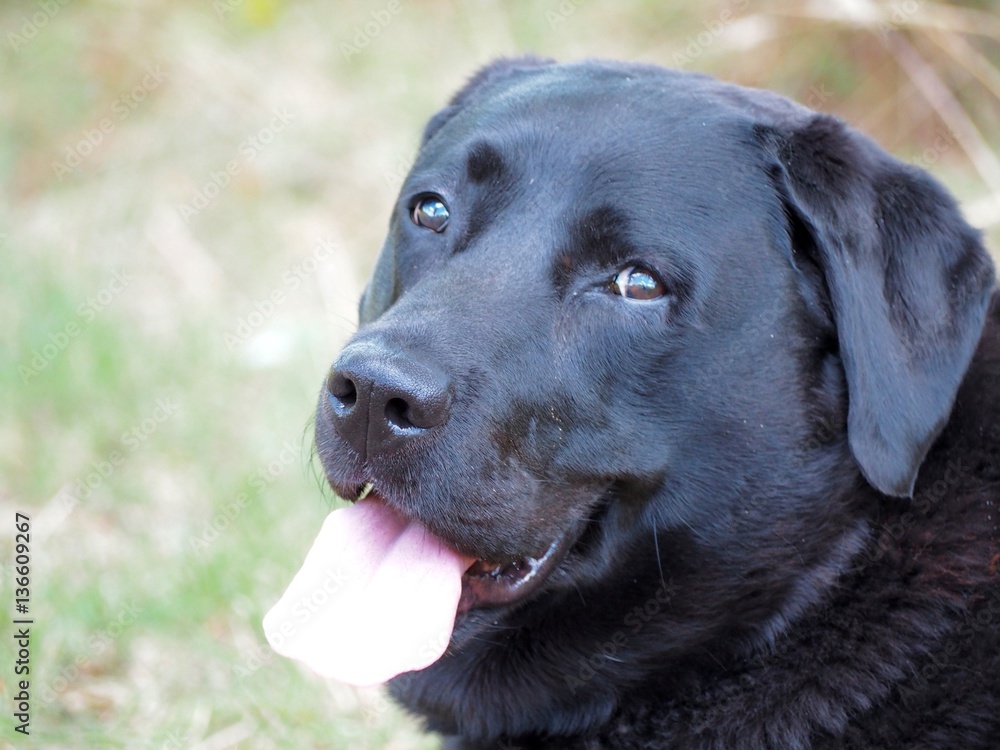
[420,55,554,146]
[762,114,995,497]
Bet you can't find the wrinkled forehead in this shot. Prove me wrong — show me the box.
[407,66,782,273]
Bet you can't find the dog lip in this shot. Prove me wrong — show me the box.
[457,530,576,613]
[332,480,592,614]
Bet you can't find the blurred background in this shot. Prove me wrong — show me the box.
[1,0,998,747]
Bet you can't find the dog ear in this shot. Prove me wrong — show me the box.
[421,55,554,146]
[763,114,995,497]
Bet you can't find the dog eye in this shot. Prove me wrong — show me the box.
[610,266,666,300]
[411,195,450,232]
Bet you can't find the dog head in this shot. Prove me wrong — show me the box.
[314,58,994,740]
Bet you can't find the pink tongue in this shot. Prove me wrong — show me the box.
[263,498,475,686]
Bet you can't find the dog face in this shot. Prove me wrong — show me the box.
[314,59,994,741]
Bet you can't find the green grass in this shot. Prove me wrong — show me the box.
[2,0,998,747]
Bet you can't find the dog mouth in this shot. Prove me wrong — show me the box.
[458,534,573,613]
[263,477,608,686]
[348,481,591,615]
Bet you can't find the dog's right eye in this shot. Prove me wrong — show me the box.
[411,195,450,232]
[610,265,666,301]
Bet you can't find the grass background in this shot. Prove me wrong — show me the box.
[1,0,999,747]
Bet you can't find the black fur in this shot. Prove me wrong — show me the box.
[314,58,999,749]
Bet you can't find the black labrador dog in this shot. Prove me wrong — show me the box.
[313,58,1000,749]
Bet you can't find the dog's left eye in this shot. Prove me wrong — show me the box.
[610,266,666,300]
[411,195,450,232]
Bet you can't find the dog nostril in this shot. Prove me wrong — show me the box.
[385,397,416,432]
[325,346,452,456]
[327,371,358,412]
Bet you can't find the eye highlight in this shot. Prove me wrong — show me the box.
[411,195,450,232]
[610,266,666,301]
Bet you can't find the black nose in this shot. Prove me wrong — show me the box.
[325,342,452,459]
